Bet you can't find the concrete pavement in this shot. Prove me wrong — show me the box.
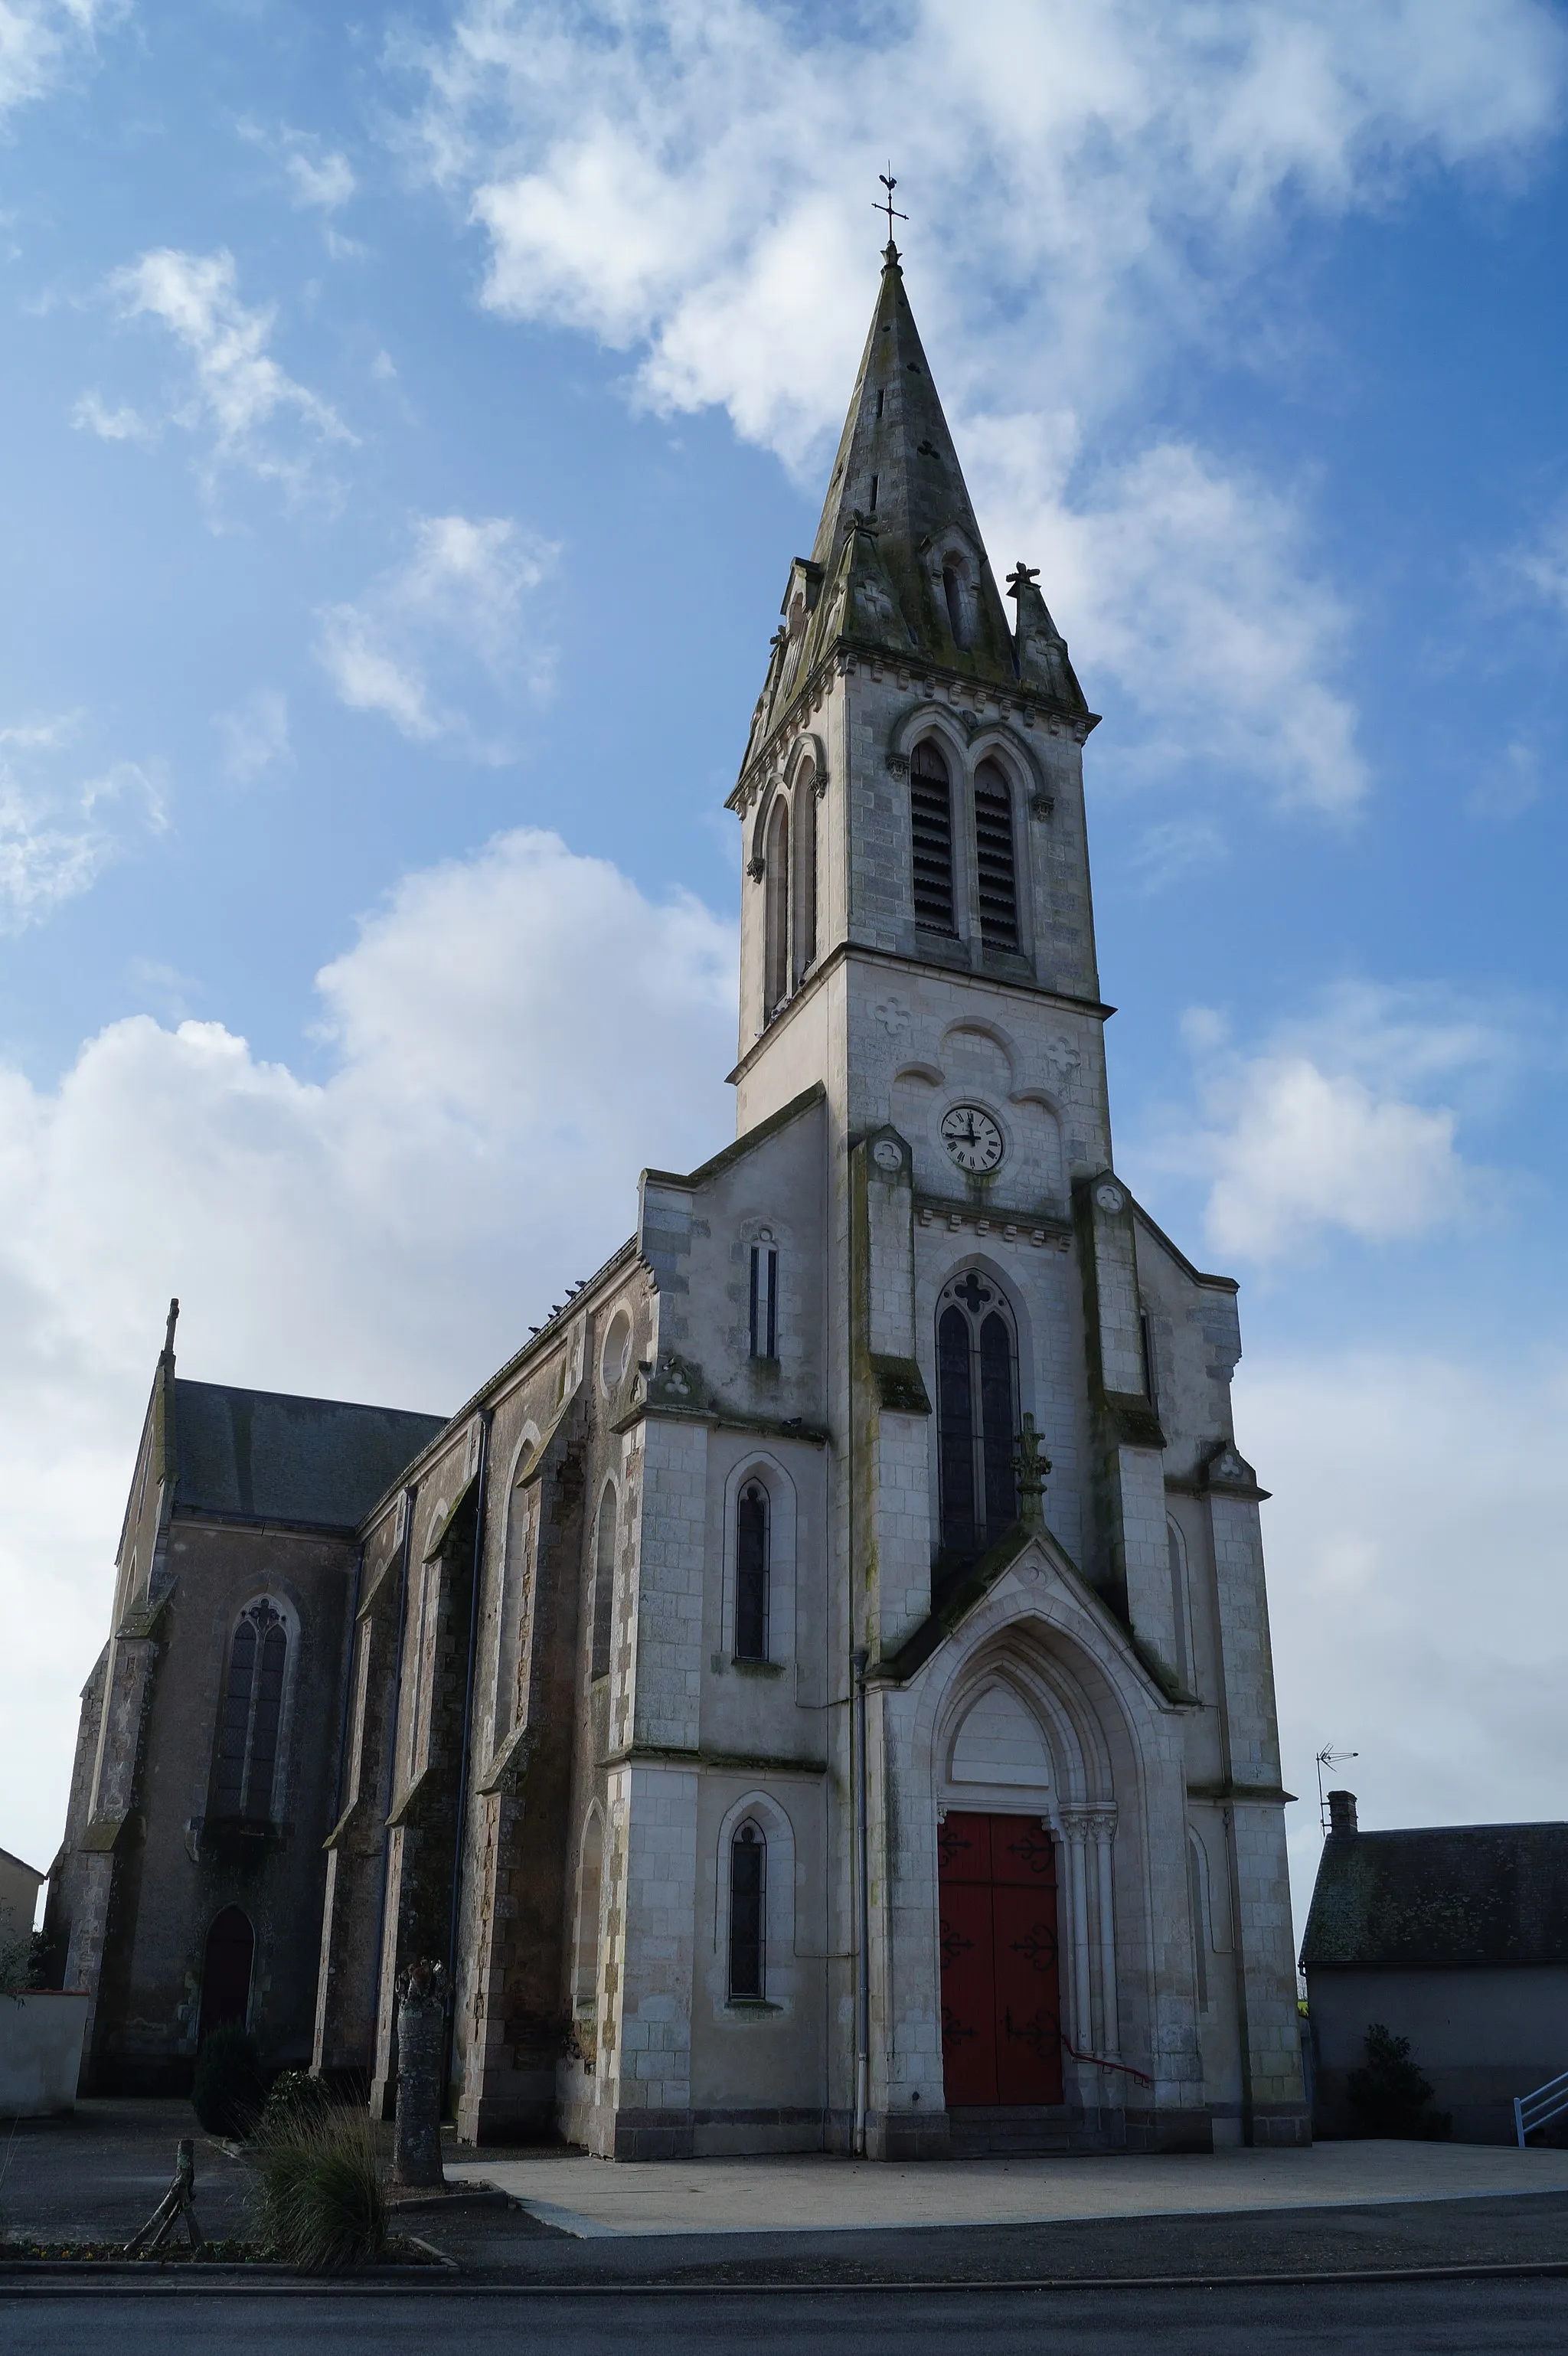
[446,2137,1568,2239]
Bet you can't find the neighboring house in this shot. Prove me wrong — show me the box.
[1302,1791,1568,2143]
[47,242,1309,2157]
[0,1846,44,1948]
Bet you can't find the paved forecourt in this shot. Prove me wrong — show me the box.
[446,2138,1568,2240]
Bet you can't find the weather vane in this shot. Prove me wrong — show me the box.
[876,168,907,246]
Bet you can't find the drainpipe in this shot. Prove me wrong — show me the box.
[853,1645,871,2156]
[445,1407,493,2111]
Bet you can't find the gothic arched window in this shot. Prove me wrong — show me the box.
[735,1481,769,1662]
[793,762,818,985]
[729,1821,766,1998]
[212,1599,288,1822]
[910,739,955,933]
[973,757,1018,952]
[764,793,791,1018]
[590,1481,617,1681]
[936,1273,1019,1561]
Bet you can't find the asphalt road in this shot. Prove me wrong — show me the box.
[5,2281,1568,2353]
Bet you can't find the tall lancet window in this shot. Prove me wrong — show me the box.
[973,758,1019,952]
[729,1822,766,1998]
[735,1481,769,1662]
[910,740,955,933]
[936,1273,1019,1562]
[764,793,790,1018]
[793,762,818,985]
[212,1599,289,1822]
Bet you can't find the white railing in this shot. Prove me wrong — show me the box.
[1514,2068,1568,2147]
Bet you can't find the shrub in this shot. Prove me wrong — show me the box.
[1347,2022,1452,2140]
[192,2024,265,2139]
[254,2103,387,2271]
[259,2070,332,2139]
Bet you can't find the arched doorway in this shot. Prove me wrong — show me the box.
[197,1907,254,2044]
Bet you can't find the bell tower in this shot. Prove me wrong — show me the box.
[727,239,1109,1168]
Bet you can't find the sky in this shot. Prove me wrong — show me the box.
[2,0,1567,1948]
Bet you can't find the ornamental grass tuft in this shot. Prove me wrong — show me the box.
[254,2102,388,2271]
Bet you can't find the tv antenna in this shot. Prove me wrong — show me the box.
[1315,1742,1358,1833]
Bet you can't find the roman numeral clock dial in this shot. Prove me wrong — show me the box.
[940,1103,1004,1174]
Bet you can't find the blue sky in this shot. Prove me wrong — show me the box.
[3,0,1568,1936]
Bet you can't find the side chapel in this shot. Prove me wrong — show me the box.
[46,242,1308,2158]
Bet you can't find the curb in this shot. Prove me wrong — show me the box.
[4,2257,1568,2296]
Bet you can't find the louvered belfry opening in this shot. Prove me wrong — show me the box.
[910,738,956,933]
[974,758,1018,951]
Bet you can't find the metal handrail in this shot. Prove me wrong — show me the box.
[1514,2067,1568,2148]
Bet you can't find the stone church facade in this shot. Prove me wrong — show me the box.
[47,246,1308,2158]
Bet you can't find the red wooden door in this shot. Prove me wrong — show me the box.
[938,1812,1063,2106]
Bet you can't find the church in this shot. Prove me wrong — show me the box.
[44,242,1309,2159]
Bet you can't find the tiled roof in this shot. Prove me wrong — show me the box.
[1302,1822,1568,1969]
[173,1378,447,1531]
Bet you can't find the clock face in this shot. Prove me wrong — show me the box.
[941,1103,1004,1174]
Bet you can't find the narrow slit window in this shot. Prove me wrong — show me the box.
[910,740,955,933]
[868,472,878,513]
[729,1822,766,1998]
[763,796,790,1017]
[735,1482,769,1662]
[794,763,817,983]
[875,387,884,419]
[942,561,972,648]
[973,759,1018,952]
[750,1241,778,1360]
[590,1482,616,1680]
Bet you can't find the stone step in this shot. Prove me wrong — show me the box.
[946,2104,1076,2157]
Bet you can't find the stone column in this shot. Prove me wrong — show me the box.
[1061,1815,1093,2054]
[1088,1809,1119,2058]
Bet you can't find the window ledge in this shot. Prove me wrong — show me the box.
[725,1998,783,2015]
[731,1656,786,1678]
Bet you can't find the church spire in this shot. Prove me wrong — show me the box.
[737,246,1087,777]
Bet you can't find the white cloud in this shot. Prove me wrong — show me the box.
[284,147,355,213]
[969,430,1365,813]
[215,688,290,786]
[0,0,121,121]
[397,0,1564,808]
[237,119,358,218]
[70,390,149,442]
[1151,982,1514,1260]
[1243,1348,1568,1947]
[0,717,166,932]
[316,511,557,745]
[0,825,736,1869]
[98,247,353,495]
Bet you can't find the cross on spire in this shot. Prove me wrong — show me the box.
[875,168,907,250]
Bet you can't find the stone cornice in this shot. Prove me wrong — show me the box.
[726,936,1115,1089]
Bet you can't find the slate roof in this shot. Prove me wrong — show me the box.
[1301,1823,1568,1970]
[173,1378,447,1532]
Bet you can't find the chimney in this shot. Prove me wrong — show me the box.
[1327,1789,1358,1837]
